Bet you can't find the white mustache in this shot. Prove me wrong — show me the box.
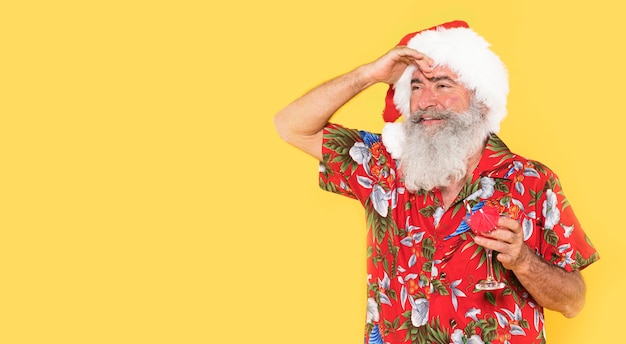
[409,110,453,123]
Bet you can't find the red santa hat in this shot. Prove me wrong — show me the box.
[381,21,509,158]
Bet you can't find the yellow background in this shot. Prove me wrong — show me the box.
[1,1,620,343]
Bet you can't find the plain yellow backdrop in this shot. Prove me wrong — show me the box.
[1,0,620,343]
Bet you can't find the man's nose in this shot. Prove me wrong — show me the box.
[416,88,438,111]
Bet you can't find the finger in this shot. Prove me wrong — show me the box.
[417,61,434,73]
[495,252,515,267]
[419,56,434,67]
[399,56,420,66]
[497,216,522,234]
[494,228,521,245]
[479,226,521,246]
[394,46,433,65]
[473,235,500,251]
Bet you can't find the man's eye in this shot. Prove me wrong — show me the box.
[411,85,422,91]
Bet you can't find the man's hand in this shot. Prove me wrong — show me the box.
[362,46,434,85]
[473,216,586,318]
[275,46,434,161]
[474,216,532,272]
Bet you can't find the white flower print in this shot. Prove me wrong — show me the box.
[349,142,371,166]
[515,180,525,196]
[505,161,524,178]
[527,300,544,332]
[523,166,540,178]
[398,273,419,310]
[433,206,445,227]
[429,259,442,280]
[449,279,467,311]
[378,272,392,306]
[466,177,495,201]
[402,216,422,240]
[495,304,526,338]
[563,224,575,238]
[523,211,536,241]
[366,297,379,323]
[542,189,561,230]
[557,243,575,268]
[451,329,485,344]
[400,216,425,268]
[371,184,392,217]
[503,161,540,197]
[351,142,395,217]
[409,297,429,327]
[357,175,374,189]
[465,307,481,322]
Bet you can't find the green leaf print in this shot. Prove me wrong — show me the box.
[325,125,361,143]
[419,274,430,287]
[574,251,599,270]
[463,321,478,337]
[544,229,559,247]
[484,291,496,306]
[529,160,548,176]
[482,317,499,342]
[339,159,354,175]
[403,317,450,344]
[499,195,511,207]
[323,126,361,173]
[458,179,480,201]
[421,237,435,260]
[529,188,542,208]
[365,199,393,244]
[560,197,571,211]
[387,288,398,301]
[545,176,558,192]
[431,279,449,296]
[419,205,438,217]
[494,178,510,193]
[450,202,465,218]
[319,175,342,194]
[425,318,450,344]
[520,318,530,329]
[487,135,515,166]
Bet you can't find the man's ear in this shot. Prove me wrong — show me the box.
[479,103,490,117]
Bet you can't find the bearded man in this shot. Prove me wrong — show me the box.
[274,21,598,344]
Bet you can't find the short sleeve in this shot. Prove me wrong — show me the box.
[535,171,599,272]
[318,123,362,199]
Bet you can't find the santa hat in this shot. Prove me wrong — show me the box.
[380,20,509,159]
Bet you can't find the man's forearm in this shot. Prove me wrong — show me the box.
[511,246,586,318]
[273,65,377,160]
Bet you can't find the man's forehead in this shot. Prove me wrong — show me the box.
[411,65,460,81]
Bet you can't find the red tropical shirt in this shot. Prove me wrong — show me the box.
[319,124,599,344]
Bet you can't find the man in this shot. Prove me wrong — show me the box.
[274,21,598,344]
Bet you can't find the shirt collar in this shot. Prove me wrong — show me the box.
[473,134,517,180]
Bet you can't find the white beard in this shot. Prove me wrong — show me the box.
[399,100,491,193]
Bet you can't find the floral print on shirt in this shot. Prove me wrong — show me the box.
[319,123,598,344]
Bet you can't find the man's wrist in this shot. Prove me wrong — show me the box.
[351,65,380,90]
[511,244,537,277]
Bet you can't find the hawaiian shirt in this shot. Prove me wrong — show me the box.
[318,123,599,344]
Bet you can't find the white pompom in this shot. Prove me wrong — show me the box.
[381,122,405,160]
